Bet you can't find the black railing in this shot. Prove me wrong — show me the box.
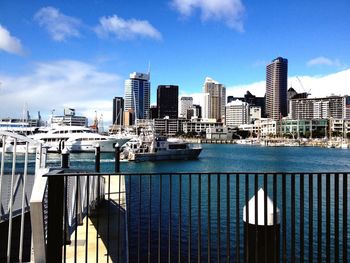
[45,169,350,263]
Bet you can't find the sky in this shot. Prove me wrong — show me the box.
[0,0,350,124]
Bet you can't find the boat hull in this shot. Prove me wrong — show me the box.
[66,138,129,153]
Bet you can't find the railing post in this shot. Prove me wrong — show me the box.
[61,149,69,169]
[115,143,120,173]
[46,173,64,263]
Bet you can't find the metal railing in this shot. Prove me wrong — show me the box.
[0,131,46,263]
[44,168,350,262]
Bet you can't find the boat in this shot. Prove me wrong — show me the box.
[121,129,202,162]
[28,125,128,153]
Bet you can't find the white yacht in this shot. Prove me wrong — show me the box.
[29,125,128,153]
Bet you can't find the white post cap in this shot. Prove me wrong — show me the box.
[243,188,280,225]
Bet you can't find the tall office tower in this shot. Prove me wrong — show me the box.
[180,97,193,118]
[124,72,151,123]
[203,77,226,122]
[266,57,288,120]
[112,97,124,125]
[157,85,179,119]
[225,100,249,128]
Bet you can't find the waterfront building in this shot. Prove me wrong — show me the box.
[51,108,87,126]
[149,105,158,119]
[225,100,249,128]
[206,127,233,140]
[202,93,210,119]
[157,85,179,119]
[153,118,187,136]
[228,91,266,117]
[123,109,134,127]
[249,106,262,123]
[266,57,288,120]
[287,87,308,116]
[183,118,223,135]
[180,96,193,118]
[290,96,349,120]
[279,119,328,138]
[124,72,151,123]
[187,104,202,119]
[112,97,124,126]
[203,77,226,122]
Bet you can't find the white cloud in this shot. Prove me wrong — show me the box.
[307,56,341,67]
[171,0,245,31]
[226,69,350,98]
[95,15,162,40]
[0,60,122,125]
[34,6,81,41]
[0,24,24,55]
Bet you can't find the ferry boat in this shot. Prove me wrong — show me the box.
[121,132,202,162]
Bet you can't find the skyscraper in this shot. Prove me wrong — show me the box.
[124,72,151,123]
[180,96,193,118]
[157,85,179,119]
[112,97,124,125]
[203,77,226,122]
[266,57,288,120]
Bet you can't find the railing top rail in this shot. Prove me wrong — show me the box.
[0,130,41,145]
[43,171,350,177]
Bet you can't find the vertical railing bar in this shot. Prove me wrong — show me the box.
[300,174,304,262]
[158,175,162,263]
[334,173,339,263]
[282,173,286,263]
[19,141,29,263]
[245,174,249,263]
[273,173,277,263]
[208,174,211,263]
[168,174,172,263]
[138,175,141,263]
[64,176,68,263]
[178,174,182,263]
[115,146,121,263]
[342,173,347,262]
[148,175,152,263]
[291,173,295,263]
[309,174,313,263]
[7,138,17,263]
[225,174,229,263]
[317,173,322,263]
[95,146,100,263]
[264,174,267,263]
[254,173,258,263]
[85,175,90,263]
[128,175,131,261]
[235,174,239,263]
[198,174,201,263]
[74,177,79,263]
[188,174,192,263]
[217,174,220,263]
[0,136,5,213]
[326,173,331,262]
[107,175,111,263]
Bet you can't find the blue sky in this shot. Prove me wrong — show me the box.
[1,0,350,123]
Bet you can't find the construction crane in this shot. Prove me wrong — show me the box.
[296,76,311,96]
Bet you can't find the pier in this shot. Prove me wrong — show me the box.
[0,131,349,262]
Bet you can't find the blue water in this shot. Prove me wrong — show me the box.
[2,144,350,262]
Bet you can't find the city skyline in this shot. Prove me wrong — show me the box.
[0,0,350,123]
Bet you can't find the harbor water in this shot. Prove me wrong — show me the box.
[2,144,350,262]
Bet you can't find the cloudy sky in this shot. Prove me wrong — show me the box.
[0,0,350,124]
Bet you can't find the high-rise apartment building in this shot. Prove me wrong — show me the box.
[203,77,226,122]
[112,97,124,125]
[266,57,288,120]
[157,85,179,119]
[124,72,150,123]
[290,96,348,120]
[225,100,249,128]
[180,97,193,118]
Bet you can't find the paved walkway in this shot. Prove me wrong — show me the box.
[65,175,127,263]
